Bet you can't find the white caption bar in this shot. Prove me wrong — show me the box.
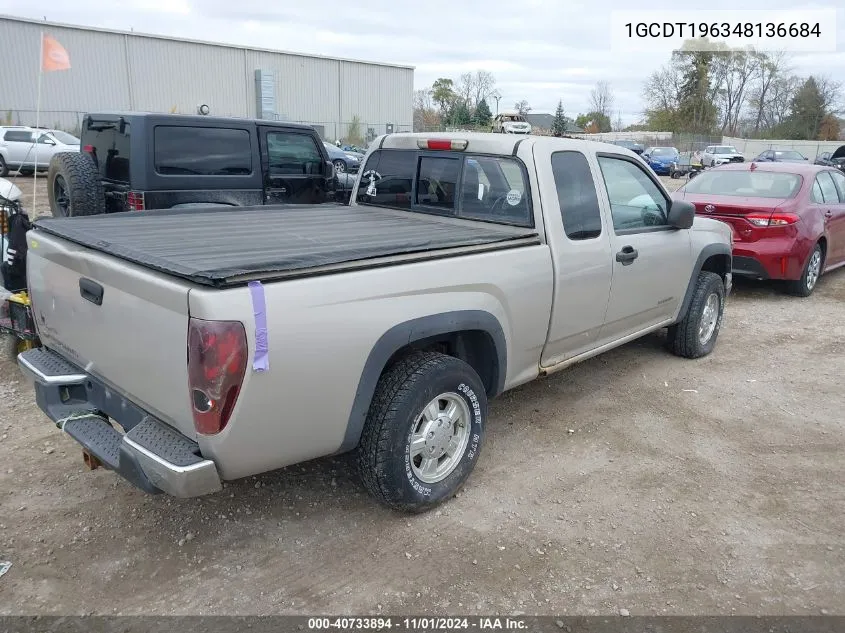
[610,10,838,53]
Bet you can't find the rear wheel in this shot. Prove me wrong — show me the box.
[333,159,346,174]
[667,271,725,359]
[786,243,823,297]
[0,156,7,177]
[47,152,105,217]
[356,351,486,513]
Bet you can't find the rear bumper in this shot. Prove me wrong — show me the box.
[18,347,222,498]
[732,239,808,280]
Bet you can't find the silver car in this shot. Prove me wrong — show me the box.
[0,127,80,175]
[701,145,745,167]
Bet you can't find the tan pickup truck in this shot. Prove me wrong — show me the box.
[18,132,732,513]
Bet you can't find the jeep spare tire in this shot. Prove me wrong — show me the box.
[47,152,105,217]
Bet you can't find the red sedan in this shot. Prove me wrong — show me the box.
[672,162,845,296]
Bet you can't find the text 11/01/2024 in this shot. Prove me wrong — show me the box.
[610,10,837,53]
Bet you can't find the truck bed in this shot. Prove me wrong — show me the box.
[33,204,539,288]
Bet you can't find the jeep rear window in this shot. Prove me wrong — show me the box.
[358,149,532,227]
[154,126,252,176]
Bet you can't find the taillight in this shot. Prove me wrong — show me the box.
[746,212,799,227]
[82,144,94,153]
[126,191,145,211]
[187,318,247,435]
[417,138,468,151]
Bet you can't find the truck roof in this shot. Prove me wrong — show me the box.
[33,205,539,288]
[83,112,317,131]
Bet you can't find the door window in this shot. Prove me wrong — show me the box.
[551,151,602,240]
[3,130,33,143]
[597,156,669,232]
[266,131,323,175]
[816,171,839,204]
[827,170,845,202]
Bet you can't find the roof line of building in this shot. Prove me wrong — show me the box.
[0,13,416,71]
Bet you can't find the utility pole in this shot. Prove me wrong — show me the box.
[491,91,501,115]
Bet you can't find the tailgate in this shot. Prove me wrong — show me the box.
[26,231,196,438]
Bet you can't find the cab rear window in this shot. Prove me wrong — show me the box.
[357,149,532,227]
[154,126,252,176]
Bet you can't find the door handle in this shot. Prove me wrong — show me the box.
[79,278,104,306]
[615,246,639,265]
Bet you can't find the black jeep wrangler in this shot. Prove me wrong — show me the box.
[47,112,354,217]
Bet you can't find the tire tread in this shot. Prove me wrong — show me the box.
[47,152,105,217]
[667,271,724,359]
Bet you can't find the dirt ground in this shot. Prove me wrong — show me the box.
[0,175,843,616]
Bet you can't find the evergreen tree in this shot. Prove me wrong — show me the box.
[552,100,567,136]
[448,100,472,126]
[474,98,492,128]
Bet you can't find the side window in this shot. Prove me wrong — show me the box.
[416,156,459,210]
[551,151,602,240]
[154,126,251,176]
[817,171,839,204]
[357,149,416,209]
[812,179,825,203]
[828,170,845,202]
[457,155,531,227]
[597,156,669,232]
[4,131,32,143]
[266,131,323,175]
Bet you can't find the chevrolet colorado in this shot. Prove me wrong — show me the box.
[18,132,732,512]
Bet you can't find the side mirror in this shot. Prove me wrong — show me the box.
[668,200,695,229]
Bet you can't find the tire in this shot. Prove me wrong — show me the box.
[667,271,725,359]
[356,351,487,513]
[0,156,7,177]
[670,170,678,179]
[47,152,105,217]
[333,159,346,174]
[786,243,823,297]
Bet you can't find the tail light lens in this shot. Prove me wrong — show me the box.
[187,318,247,435]
[746,212,799,227]
[126,191,145,211]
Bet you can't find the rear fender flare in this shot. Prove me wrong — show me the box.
[338,310,507,453]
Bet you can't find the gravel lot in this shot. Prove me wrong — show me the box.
[0,175,843,616]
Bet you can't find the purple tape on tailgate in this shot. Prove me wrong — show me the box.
[248,281,269,372]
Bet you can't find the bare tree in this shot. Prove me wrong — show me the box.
[643,65,683,111]
[514,100,532,116]
[472,70,496,109]
[716,51,762,135]
[456,72,476,108]
[815,75,844,114]
[413,88,439,131]
[613,111,624,132]
[749,50,789,134]
[589,81,615,117]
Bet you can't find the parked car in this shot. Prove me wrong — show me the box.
[814,146,845,171]
[609,140,644,154]
[700,145,745,167]
[752,149,808,163]
[492,111,532,134]
[45,112,349,218]
[323,141,362,174]
[0,126,80,176]
[673,162,845,296]
[19,133,731,512]
[642,147,680,175]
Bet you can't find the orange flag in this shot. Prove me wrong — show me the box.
[41,34,71,72]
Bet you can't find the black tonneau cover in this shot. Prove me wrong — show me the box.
[34,204,539,288]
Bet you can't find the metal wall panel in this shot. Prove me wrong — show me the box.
[0,16,413,138]
[125,37,248,116]
[0,18,131,115]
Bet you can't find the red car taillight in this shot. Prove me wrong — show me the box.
[187,318,247,435]
[746,212,799,227]
[126,191,145,211]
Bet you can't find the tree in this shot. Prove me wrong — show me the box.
[574,111,611,133]
[551,100,567,136]
[448,100,472,126]
[413,88,440,132]
[749,51,790,135]
[613,112,624,132]
[818,114,841,141]
[432,78,457,115]
[474,98,492,128]
[674,49,719,133]
[456,72,475,108]
[784,76,833,139]
[346,115,364,146]
[590,81,615,118]
[472,71,496,109]
[514,100,531,116]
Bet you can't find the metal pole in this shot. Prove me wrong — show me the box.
[33,31,44,212]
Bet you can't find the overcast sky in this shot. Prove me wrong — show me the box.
[2,0,843,123]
